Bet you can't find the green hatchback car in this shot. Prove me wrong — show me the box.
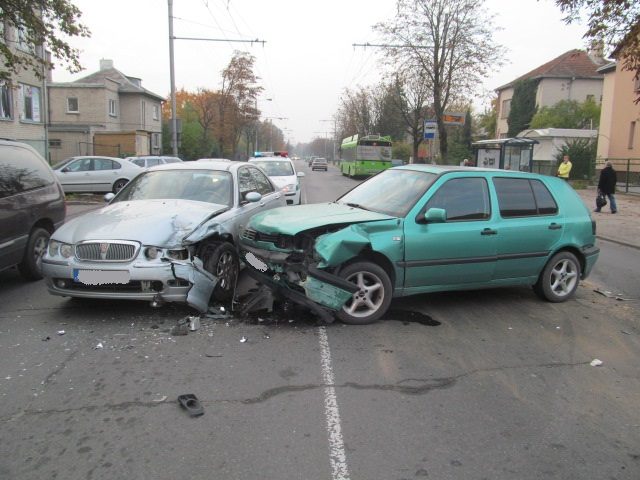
[239,165,600,324]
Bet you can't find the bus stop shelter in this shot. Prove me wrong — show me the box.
[472,138,538,172]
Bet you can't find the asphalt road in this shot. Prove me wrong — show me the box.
[0,161,639,480]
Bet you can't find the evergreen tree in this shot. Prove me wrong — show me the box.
[507,79,539,137]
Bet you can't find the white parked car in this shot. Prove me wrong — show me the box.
[42,161,286,311]
[52,156,143,193]
[125,155,183,168]
[248,156,305,205]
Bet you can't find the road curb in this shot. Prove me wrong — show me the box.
[596,235,640,251]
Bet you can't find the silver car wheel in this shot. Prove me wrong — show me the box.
[549,258,578,297]
[342,271,385,318]
[216,250,237,290]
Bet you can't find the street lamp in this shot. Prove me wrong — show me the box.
[255,97,272,153]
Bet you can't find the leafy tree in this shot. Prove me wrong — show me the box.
[507,78,539,136]
[375,0,505,158]
[530,99,601,129]
[0,1,90,83]
[392,142,411,161]
[476,95,498,139]
[555,0,640,100]
[554,138,597,180]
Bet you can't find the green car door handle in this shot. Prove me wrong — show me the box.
[481,228,497,235]
[548,223,562,230]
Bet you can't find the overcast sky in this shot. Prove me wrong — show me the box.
[54,0,592,144]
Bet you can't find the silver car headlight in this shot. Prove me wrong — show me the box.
[145,247,161,260]
[166,249,189,260]
[48,240,73,258]
[282,183,296,193]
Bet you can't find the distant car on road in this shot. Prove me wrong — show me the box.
[125,155,182,168]
[240,165,600,324]
[42,161,286,311]
[249,156,305,205]
[311,158,328,171]
[52,156,142,193]
[0,140,66,280]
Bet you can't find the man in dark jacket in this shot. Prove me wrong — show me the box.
[595,161,617,214]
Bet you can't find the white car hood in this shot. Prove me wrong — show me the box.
[55,199,229,246]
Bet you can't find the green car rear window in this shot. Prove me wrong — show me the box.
[493,177,558,217]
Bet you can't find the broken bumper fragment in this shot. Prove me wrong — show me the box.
[240,245,357,321]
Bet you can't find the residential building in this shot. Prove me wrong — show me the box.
[495,49,606,138]
[596,61,640,166]
[47,59,164,163]
[0,14,49,158]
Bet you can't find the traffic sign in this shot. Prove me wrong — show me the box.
[424,120,437,140]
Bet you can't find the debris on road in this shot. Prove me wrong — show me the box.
[590,359,603,367]
[205,353,223,358]
[188,316,200,331]
[57,330,65,336]
[94,342,104,350]
[177,393,204,417]
[171,323,189,336]
[42,336,50,341]
[594,288,635,301]
[153,395,167,402]
[240,336,248,343]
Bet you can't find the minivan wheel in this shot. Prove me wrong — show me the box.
[336,261,392,325]
[112,179,128,193]
[534,251,581,302]
[201,242,239,302]
[18,227,50,281]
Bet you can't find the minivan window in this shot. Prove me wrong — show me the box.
[424,177,490,221]
[0,145,54,198]
[493,177,558,217]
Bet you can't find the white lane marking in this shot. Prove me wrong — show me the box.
[318,326,351,480]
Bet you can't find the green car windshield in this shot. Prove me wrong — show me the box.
[338,169,437,217]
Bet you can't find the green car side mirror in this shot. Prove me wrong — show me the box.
[416,207,447,224]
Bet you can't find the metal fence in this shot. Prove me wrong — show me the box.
[595,158,640,194]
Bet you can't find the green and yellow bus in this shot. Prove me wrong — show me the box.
[339,134,392,177]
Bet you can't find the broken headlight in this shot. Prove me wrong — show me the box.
[166,249,189,260]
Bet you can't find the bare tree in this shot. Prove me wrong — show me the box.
[375,0,505,159]
[218,51,263,157]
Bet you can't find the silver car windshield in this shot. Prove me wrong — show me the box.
[251,161,294,176]
[338,169,437,217]
[113,169,233,206]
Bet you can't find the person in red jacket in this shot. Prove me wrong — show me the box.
[594,161,618,214]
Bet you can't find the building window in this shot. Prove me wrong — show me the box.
[67,97,79,113]
[629,121,637,150]
[501,99,511,119]
[153,104,159,120]
[49,139,62,148]
[109,99,117,116]
[0,83,11,119]
[152,132,161,148]
[20,84,41,122]
[16,25,33,53]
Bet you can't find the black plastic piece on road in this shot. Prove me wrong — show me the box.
[178,394,204,417]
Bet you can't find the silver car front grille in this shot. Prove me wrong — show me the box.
[76,241,139,262]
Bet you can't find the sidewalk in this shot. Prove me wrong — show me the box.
[576,187,640,249]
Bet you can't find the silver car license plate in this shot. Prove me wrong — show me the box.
[73,269,130,285]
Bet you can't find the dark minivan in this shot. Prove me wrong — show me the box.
[0,140,65,280]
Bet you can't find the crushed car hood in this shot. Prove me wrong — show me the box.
[55,199,228,246]
[248,202,395,236]
[268,176,297,188]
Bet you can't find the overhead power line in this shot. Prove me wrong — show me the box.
[352,42,432,49]
[173,36,265,45]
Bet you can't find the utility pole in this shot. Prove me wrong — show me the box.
[167,1,266,157]
[320,118,337,162]
[168,0,178,155]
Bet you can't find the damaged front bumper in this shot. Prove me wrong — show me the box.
[42,256,217,313]
[241,244,358,322]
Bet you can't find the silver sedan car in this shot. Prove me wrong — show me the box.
[42,161,285,311]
